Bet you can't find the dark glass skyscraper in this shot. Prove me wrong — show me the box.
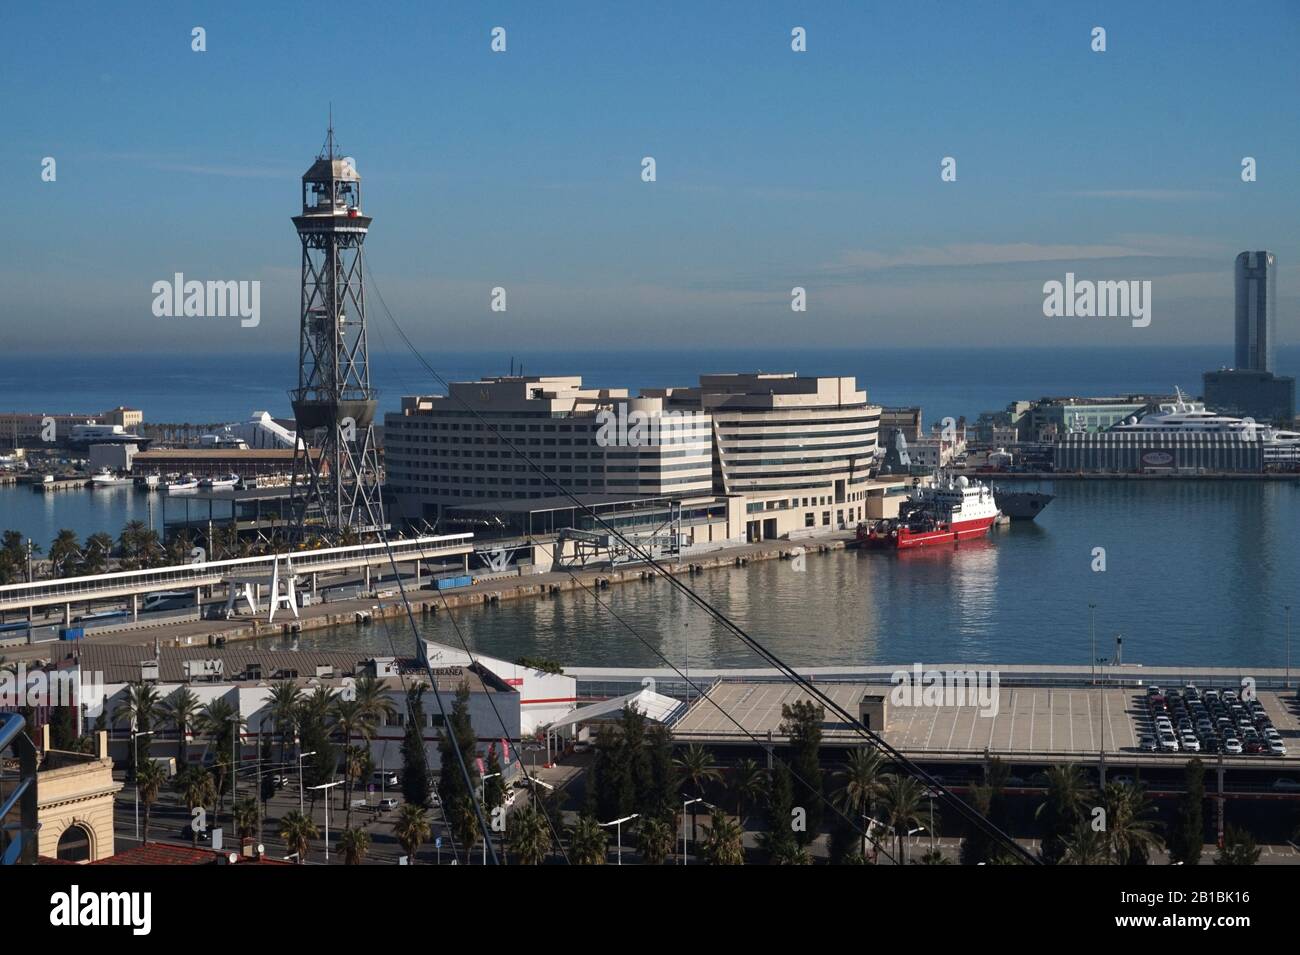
[1234,250,1276,372]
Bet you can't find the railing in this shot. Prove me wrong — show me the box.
[0,713,38,865]
[0,534,474,610]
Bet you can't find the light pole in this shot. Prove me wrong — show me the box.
[600,814,638,865]
[131,729,154,843]
[1286,605,1293,689]
[680,796,712,864]
[309,780,341,863]
[478,772,502,865]
[298,750,316,814]
[1089,602,1097,686]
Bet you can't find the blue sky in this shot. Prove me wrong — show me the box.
[3,0,1298,354]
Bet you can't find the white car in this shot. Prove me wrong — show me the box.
[1180,735,1201,752]
[1158,734,1180,752]
[1224,738,1243,755]
[1268,740,1287,756]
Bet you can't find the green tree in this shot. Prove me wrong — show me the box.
[394,803,431,863]
[174,767,216,847]
[729,757,767,826]
[279,809,318,863]
[878,773,925,865]
[1168,758,1206,866]
[196,697,244,818]
[568,814,608,865]
[509,804,553,865]
[1101,782,1164,865]
[135,759,167,843]
[117,682,164,778]
[636,814,675,865]
[163,686,201,765]
[81,532,114,574]
[779,699,825,844]
[674,742,720,855]
[760,760,799,863]
[1215,825,1260,866]
[265,680,303,766]
[48,529,81,577]
[1035,764,1093,864]
[400,683,432,807]
[438,681,481,862]
[834,747,887,860]
[338,827,371,865]
[332,697,375,828]
[702,809,745,865]
[232,797,259,841]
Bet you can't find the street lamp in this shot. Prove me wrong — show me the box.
[131,729,154,843]
[1088,602,1097,686]
[297,750,316,814]
[680,796,714,865]
[478,772,502,865]
[600,814,638,865]
[1286,605,1293,689]
[308,780,341,862]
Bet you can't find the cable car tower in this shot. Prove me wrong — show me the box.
[289,124,385,540]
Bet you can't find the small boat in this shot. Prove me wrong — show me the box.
[166,474,200,493]
[91,467,132,487]
[134,473,161,491]
[199,472,241,490]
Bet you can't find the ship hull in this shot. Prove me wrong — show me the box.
[864,514,997,550]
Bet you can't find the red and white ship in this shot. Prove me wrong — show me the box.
[858,474,1000,550]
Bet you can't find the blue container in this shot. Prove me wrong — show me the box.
[434,574,472,591]
[60,627,85,641]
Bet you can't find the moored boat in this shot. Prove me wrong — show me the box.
[858,473,1000,549]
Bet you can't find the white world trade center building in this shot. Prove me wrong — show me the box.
[385,372,882,545]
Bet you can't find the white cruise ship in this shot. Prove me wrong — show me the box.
[1109,389,1300,465]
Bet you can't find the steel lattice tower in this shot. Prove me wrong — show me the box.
[289,125,385,539]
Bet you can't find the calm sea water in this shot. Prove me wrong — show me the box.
[7,345,1294,426]
[267,479,1300,670]
[4,347,1297,668]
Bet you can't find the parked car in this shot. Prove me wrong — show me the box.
[377,797,400,811]
[1139,736,1158,753]
[1224,738,1243,755]
[1271,778,1300,791]
[1268,740,1287,756]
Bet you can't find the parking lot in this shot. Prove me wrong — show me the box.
[672,681,1299,762]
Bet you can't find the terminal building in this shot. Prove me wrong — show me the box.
[386,372,885,543]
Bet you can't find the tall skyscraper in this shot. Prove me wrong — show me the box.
[1234,250,1276,373]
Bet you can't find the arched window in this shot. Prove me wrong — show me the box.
[56,824,92,862]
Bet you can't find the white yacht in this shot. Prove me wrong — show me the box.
[165,473,200,493]
[1110,388,1300,465]
[199,472,241,490]
[90,467,133,487]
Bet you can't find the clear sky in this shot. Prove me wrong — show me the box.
[3,0,1298,354]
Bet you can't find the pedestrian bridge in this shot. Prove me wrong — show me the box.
[0,534,474,615]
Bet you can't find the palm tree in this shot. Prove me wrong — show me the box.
[332,698,375,828]
[266,680,303,765]
[232,797,259,841]
[674,743,721,852]
[702,810,745,865]
[135,759,167,843]
[568,814,608,864]
[48,529,81,577]
[764,836,811,865]
[915,848,951,865]
[81,532,114,574]
[509,804,553,865]
[1101,782,1164,865]
[729,758,766,826]
[878,773,926,865]
[637,815,675,865]
[279,809,318,864]
[834,747,888,859]
[1062,818,1109,864]
[196,698,244,816]
[164,687,201,765]
[338,827,371,865]
[354,674,397,727]
[394,803,431,863]
[1035,764,1093,864]
[117,682,164,777]
[175,767,216,846]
